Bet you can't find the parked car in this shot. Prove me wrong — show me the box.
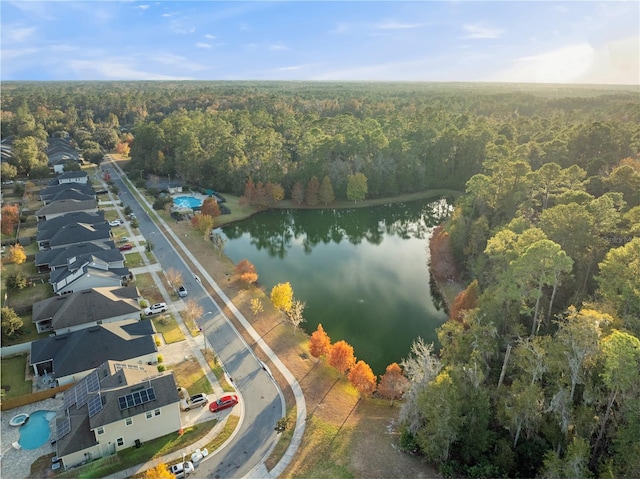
[118,243,133,251]
[129,213,136,220]
[208,394,239,413]
[181,393,209,411]
[168,461,194,478]
[109,219,123,226]
[144,302,168,316]
[177,285,187,298]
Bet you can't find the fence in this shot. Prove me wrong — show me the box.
[0,383,72,411]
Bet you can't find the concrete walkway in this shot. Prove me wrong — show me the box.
[108,158,307,478]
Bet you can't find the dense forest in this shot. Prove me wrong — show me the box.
[2,81,639,478]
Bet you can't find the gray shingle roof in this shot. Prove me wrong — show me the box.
[35,242,116,269]
[30,319,157,378]
[48,171,88,185]
[45,223,112,248]
[32,286,140,329]
[48,189,95,203]
[37,211,105,235]
[36,199,97,217]
[40,183,95,202]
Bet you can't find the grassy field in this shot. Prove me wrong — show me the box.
[1,314,49,346]
[135,272,164,304]
[151,314,186,344]
[1,355,33,398]
[4,282,53,310]
[124,251,145,268]
[170,358,212,394]
[203,349,235,392]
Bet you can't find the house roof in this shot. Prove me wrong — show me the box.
[55,362,179,457]
[50,260,129,287]
[40,183,95,201]
[41,222,111,248]
[36,211,105,236]
[32,286,140,329]
[48,189,95,203]
[90,365,179,428]
[36,199,97,217]
[30,319,157,378]
[35,241,116,268]
[49,170,88,185]
[50,264,126,293]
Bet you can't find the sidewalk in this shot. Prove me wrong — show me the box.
[107,158,307,478]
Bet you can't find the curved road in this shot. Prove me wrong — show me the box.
[107,162,283,478]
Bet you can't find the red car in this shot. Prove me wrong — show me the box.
[208,394,238,413]
[119,243,133,251]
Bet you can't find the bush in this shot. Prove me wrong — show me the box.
[6,271,27,289]
[140,300,148,308]
[157,354,164,363]
[157,364,166,372]
[146,187,160,197]
[124,205,132,216]
[131,219,139,229]
[153,196,172,210]
[14,183,25,196]
[1,307,24,338]
[399,428,419,453]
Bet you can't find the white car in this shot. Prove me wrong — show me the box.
[144,302,168,316]
[109,219,123,226]
[168,461,194,478]
[181,393,209,411]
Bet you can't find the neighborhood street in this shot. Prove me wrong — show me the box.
[106,159,285,478]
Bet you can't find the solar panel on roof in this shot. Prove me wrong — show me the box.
[57,417,71,440]
[85,370,100,392]
[117,387,157,410]
[63,388,76,410]
[87,393,103,418]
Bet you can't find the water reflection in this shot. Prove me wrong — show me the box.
[221,197,452,374]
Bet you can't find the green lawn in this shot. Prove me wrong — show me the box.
[170,358,212,394]
[60,420,218,479]
[144,250,157,264]
[152,315,185,344]
[124,252,145,268]
[1,314,49,347]
[1,355,33,398]
[4,282,53,310]
[3,261,38,277]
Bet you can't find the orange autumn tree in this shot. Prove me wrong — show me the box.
[201,197,221,218]
[348,360,377,397]
[309,323,332,358]
[378,362,409,406]
[328,340,356,376]
[1,204,20,236]
[235,259,258,287]
[449,280,480,322]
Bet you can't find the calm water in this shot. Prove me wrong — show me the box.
[19,410,56,450]
[221,198,451,374]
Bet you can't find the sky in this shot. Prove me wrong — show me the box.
[1,1,639,84]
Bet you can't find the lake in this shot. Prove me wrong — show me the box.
[220,197,452,374]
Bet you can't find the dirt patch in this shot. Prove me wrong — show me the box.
[156,203,439,479]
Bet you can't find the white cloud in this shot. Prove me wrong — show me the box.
[276,66,302,71]
[330,22,349,34]
[3,25,36,43]
[269,43,288,51]
[69,59,193,80]
[376,21,428,30]
[489,43,595,83]
[578,36,640,84]
[462,23,504,39]
[0,47,39,61]
[204,34,216,39]
[196,42,212,49]
[136,5,150,10]
[152,53,208,72]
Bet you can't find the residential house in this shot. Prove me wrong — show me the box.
[39,183,95,203]
[37,221,111,251]
[54,361,181,470]
[29,319,158,385]
[36,199,98,222]
[32,286,141,334]
[35,241,117,274]
[49,170,89,185]
[47,138,81,174]
[42,188,95,206]
[50,259,129,295]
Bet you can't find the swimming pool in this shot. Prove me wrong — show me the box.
[18,410,56,450]
[173,196,203,209]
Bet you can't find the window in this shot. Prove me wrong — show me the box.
[146,411,153,419]
[125,418,133,426]
[116,437,124,447]
[96,427,104,435]
[154,409,161,416]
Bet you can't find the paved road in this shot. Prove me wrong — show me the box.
[107,162,283,478]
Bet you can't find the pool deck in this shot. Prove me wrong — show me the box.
[1,397,62,479]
